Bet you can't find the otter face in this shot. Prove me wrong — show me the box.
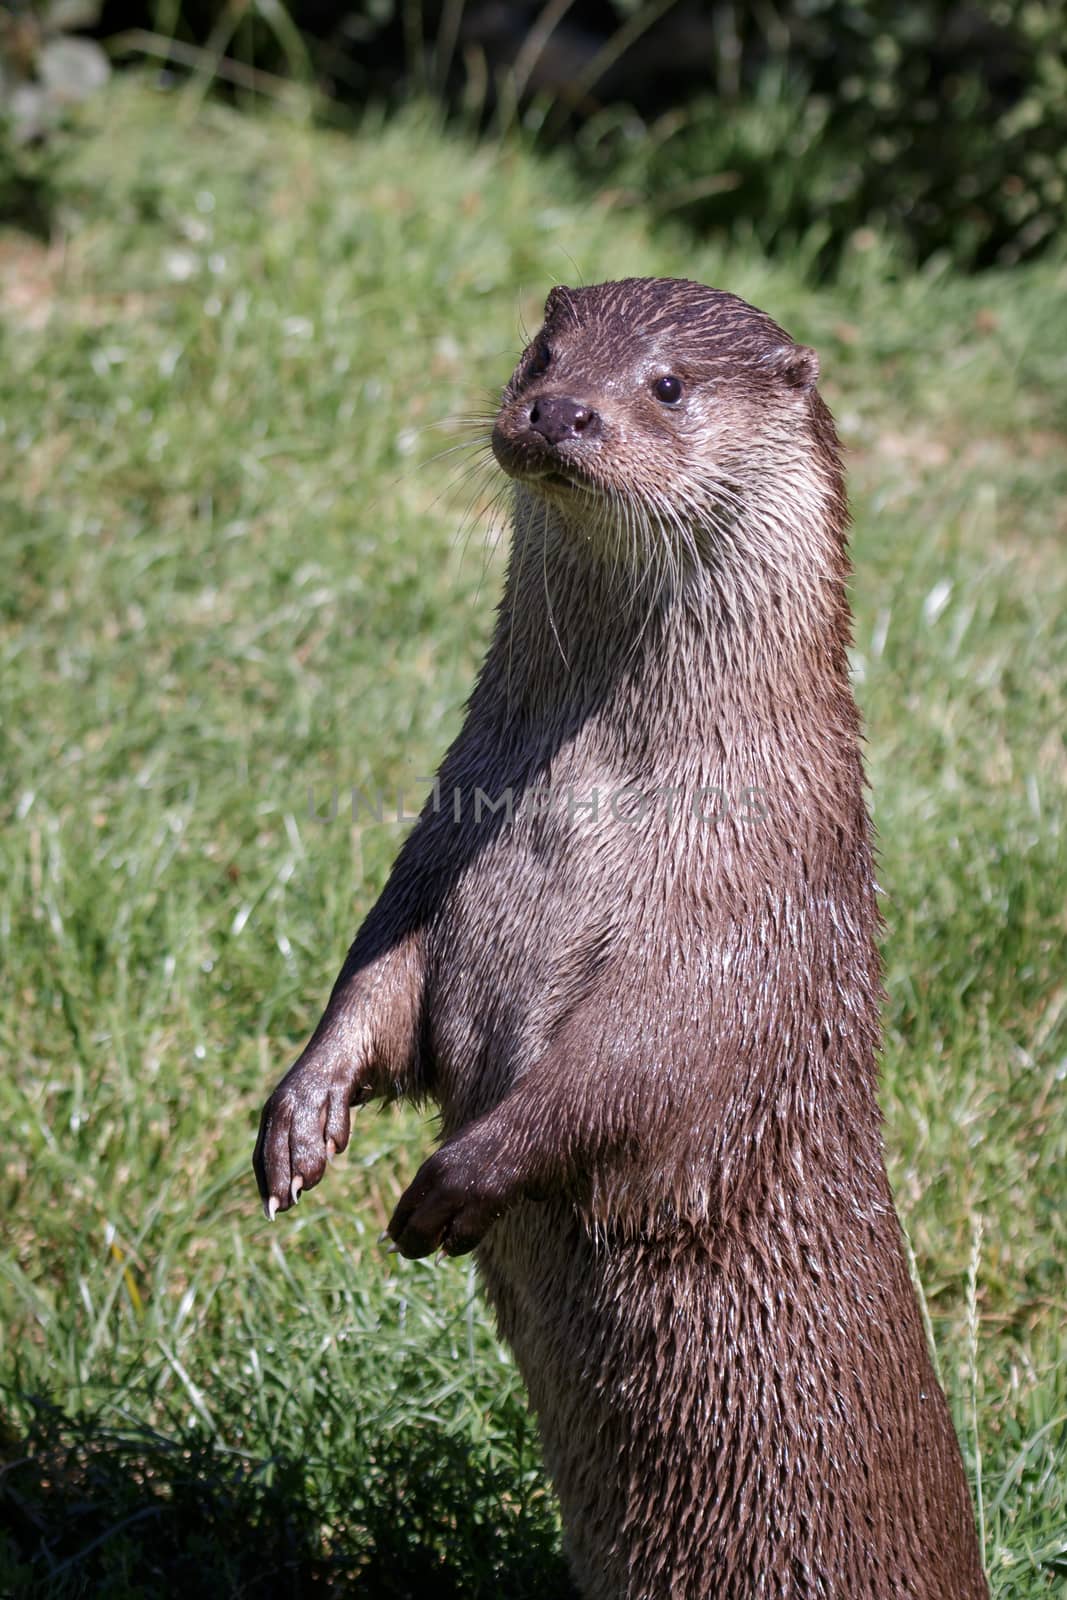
[491,277,835,575]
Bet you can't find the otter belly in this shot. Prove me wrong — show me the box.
[477,1204,988,1600]
[424,817,626,1129]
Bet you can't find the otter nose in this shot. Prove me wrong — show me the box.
[528,395,597,445]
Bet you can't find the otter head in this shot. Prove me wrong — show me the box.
[491,277,842,589]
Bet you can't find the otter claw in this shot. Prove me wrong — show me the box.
[267,1196,280,1222]
[291,1176,303,1204]
[326,1138,336,1161]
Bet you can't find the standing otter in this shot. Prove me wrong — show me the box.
[254,278,989,1599]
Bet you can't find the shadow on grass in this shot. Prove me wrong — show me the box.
[0,1397,578,1599]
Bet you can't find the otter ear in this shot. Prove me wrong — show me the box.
[544,284,578,325]
[767,343,820,393]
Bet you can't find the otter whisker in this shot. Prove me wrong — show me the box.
[541,495,570,673]
[451,462,511,588]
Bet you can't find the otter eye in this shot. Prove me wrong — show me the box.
[526,343,552,380]
[653,374,683,405]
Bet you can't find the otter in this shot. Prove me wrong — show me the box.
[253,277,989,1599]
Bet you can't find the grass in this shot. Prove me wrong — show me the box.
[1,77,1065,1597]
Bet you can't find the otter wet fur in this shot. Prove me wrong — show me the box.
[253,277,989,1599]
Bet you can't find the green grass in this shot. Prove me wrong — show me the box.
[1,78,1065,1597]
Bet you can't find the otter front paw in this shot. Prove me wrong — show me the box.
[388,1143,509,1259]
[253,1057,371,1220]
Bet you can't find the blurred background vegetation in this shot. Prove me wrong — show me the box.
[3,0,1067,268]
[1,4,1065,1598]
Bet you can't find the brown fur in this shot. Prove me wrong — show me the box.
[254,278,989,1598]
